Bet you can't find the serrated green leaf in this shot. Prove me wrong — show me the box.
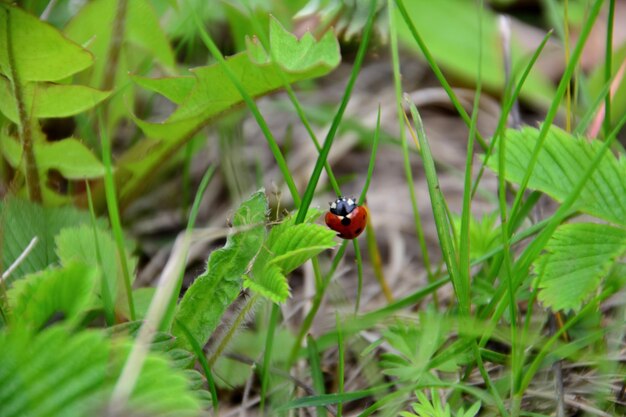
[1,198,95,282]
[0,326,203,417]
[245,216,335,303]
[533,223,626,312]
[0,5,93,82]
[266,222,337,274]
[55,225,137,317]
[247,17,341,72]
[486,126,626,227]
[7,263,97,330]
[32,83,110,118]
[172,190,268,349]
[244,265,290,303]
[133,16,340,141]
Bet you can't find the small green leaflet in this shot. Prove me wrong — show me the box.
[533,223,626,312]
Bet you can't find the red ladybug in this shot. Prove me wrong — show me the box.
[325,197,368,239]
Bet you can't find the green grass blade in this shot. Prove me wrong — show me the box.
[85,181,115,326]
[471,29,553,199]
[459,0,483,317]
[604,0,616,137]
[336,313,345,417]
[306,335,328,417]
[388,1,435,296]
[295,0,378,224]
[405,100,467,314]
[159,165,216,331]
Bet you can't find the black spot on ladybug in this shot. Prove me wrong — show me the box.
[341,217,351,226]
[355,227,362,234]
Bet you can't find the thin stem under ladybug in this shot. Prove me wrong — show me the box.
[353,239,364,314]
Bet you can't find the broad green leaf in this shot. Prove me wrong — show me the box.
[533,223,626,312]
[37,138,105,179]
[486,126,626,227]
[172,190,268,349]
[395,0,554,106]
[132,15,340,141]
[0,326,204,417]
[32,83,111,118]
[0,134,105,179]
[0,198,95,281]
[266,222,336,274]
[7,263,98,330]
[244,264,290,303]
[0,5,93,82]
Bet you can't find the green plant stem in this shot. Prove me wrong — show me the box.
[5,10,41,202]
[353,239,364,314]
[288,240,349,365]
[294,0,377,224]
[261,298,279,414]
[336,313,345,417]
[387,0,435,303]
[209,294,259,367]
[98,111,135,321]
[101,0,128,91]
[604,0,615,137]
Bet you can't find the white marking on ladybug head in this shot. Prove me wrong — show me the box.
[347,198,354,206]
[330,202,337,209]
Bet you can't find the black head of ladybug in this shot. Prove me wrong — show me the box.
[329,197,357,217]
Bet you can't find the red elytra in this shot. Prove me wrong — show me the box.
[325,197,368,239]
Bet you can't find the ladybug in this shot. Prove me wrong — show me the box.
[325,197,368,239]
